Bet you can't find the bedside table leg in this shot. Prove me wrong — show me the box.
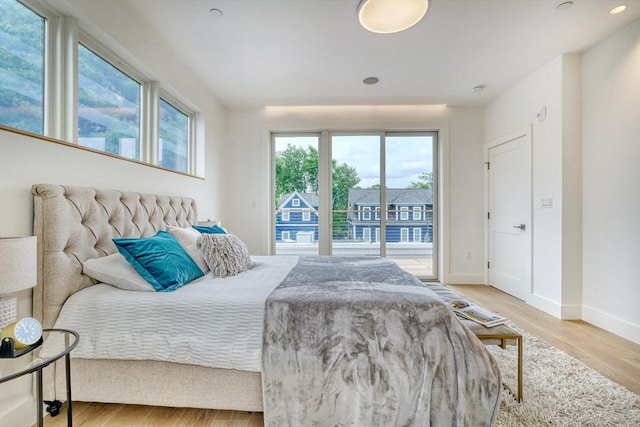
[65,353,73,426]
[36,369,44,427]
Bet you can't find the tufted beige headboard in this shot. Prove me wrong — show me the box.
[31,184,198,329]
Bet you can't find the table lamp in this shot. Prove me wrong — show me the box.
[0,236,37,329]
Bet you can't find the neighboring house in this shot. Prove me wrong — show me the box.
[275,191,319,242]
[347,188,433,243]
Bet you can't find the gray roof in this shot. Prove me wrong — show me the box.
[348,188,433,207]
[278,191,319,209]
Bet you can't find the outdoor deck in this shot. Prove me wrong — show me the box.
[275,242,434,278]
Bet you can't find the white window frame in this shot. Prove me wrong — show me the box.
[302,210,311,221]
[375,227,380,243]
[158,91,195,174]
[401,228,409,242]
[413,228,421,242]
[363,228,371,243]
[400,207,409,220]
[282,231,290,240]
[0,0,49,135]
[0,3,200,176]
[362,206,371,220]
[292,198,300,207]
[282,209,290,221]
[413,206,421,220]
[374,207,380,220]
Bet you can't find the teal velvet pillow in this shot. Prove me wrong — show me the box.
[113,231,204,292]
[193,225,227,234]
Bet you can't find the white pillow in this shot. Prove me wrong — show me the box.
[197,234,254,277]
[166,226,209,273]
[83,253,154,292]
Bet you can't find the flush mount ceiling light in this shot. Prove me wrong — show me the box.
[358,0,429,34]
[609,5,627,14]
[363,76,379,85]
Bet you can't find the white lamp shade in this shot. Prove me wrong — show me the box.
[358,0,429,34]
[0,236,37,293]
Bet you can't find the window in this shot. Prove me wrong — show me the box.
[282,231,290,241]
[273,130,438,280]
[292,198,300,207]
[282,209,290,221]
[0,0,45,134]
[159,98,189,173]
[413,207,421,220]
[302,210,310,221]
[400,207,409,220]
[362,206,371,220]
[77,44,141,160]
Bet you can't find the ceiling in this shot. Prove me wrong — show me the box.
[73,0,640,108]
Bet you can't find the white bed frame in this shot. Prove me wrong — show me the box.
[32,184,263,411]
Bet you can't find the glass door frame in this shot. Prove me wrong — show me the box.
[271,130,439,281]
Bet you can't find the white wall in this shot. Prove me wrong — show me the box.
[223,105,487,284]
[582,19,640,344]
[485,18,640,345]
[0,1,227,424]
[485,55,581,317]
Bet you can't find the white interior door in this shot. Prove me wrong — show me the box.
[488,132,531,300]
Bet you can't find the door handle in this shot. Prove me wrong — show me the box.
[513,224,526,230]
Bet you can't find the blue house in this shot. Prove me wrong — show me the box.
[347,188,433,243]
[275,191,319,242]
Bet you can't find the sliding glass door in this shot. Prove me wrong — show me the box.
[272,133,320,255]
[331,134,381,256]
[384,133,436,278]
[272,131,437,279]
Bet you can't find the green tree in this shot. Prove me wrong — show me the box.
[409,172,433,189]
[275,144,319,200]
[331,160,360,238]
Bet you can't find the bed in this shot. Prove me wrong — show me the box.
[32,183,501,425]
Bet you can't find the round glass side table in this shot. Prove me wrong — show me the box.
[0,329,79,427]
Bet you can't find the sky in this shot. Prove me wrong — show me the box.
[275,134,434,189]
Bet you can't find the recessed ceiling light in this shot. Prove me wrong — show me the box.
[556,1,573,11]
[472,85,485,94]
[363,77,379,85]
[609,5,627,14]
[210,8,223,17]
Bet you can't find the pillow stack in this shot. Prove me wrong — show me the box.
[82,223,253,291]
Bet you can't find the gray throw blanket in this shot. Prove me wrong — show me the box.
[262,256,501,426]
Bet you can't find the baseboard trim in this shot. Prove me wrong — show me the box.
[582,305,640,345]
[443,274,485,285]
[0,396,35,427]
[527,293,562,318]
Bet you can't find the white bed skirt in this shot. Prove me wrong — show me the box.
[51,358,263,411]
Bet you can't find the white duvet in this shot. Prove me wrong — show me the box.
[52,255,299,372]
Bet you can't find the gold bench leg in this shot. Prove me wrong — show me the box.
[517,335,523,402]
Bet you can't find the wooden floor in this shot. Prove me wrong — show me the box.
[41,284,640,426]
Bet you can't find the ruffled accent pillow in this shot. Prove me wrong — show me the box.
[197,234,253,277]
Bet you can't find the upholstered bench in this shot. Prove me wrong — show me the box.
[424,282,523,402]
[460,320,523,401]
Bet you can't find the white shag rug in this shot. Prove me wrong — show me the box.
[490,324,640,426]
